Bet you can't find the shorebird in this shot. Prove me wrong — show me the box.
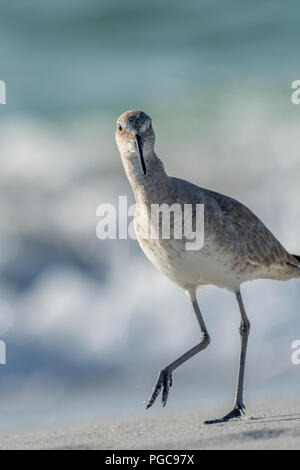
[115,109,300,423]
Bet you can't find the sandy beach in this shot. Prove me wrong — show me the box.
[1,398,300,450]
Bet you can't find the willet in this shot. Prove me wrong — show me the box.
[115,109,300,423]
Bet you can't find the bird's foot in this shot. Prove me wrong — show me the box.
[204,403,252,424]
[146,368,173,409]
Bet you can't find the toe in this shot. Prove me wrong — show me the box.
[146,371,164,409]
[147,369,173,409]
[204,406,251,424]
[162,373,170,407]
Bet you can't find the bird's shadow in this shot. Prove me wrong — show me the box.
[251,413,300,424]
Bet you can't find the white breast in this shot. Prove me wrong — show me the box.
[135,214,247,292]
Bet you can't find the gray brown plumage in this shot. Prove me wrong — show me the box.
[115,109,300,423]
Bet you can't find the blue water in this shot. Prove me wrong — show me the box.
[0,0,299,117]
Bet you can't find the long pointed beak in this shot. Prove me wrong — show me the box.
[134,134,146,176]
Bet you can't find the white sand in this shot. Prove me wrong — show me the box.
[1,398,300,450]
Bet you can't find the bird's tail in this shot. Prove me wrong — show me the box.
[292,254,300,264]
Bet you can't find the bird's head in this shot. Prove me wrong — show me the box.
[115,110,155,176]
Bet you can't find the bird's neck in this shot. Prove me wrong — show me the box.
[122,152,173,205]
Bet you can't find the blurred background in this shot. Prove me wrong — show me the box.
[0,0,300,431]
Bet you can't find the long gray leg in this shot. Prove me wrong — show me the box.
[205,289,251,424]
[147,290,210,408]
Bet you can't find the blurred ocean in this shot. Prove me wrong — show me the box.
[0,0,300,431]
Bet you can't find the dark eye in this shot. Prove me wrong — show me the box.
[149,123,152,130]
[118,124,123,131]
